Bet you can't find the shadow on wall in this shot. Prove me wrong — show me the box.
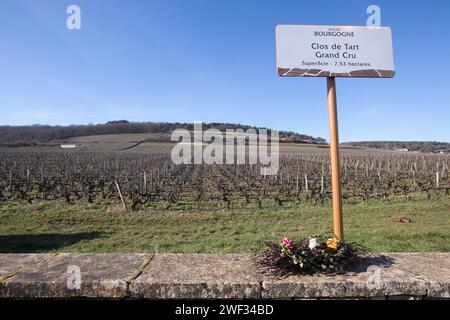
[347,255,395,272]
[0,232,105,253]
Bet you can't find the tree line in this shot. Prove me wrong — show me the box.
[0,121,326,146]
[342,141,450,153]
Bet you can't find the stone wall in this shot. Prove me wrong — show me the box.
[0,253,448,299]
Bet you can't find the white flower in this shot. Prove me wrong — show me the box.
[308,238,318,250]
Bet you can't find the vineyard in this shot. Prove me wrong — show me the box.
[0,148,449,211]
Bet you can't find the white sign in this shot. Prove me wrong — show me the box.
[276,25,395,78]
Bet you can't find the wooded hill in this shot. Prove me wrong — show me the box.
[0,121,327,147]
[341,141,450,153]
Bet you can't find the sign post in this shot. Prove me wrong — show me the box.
[327,76,343,240]
[276,25,395,240]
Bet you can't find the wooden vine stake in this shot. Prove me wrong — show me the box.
[114,180,128,211]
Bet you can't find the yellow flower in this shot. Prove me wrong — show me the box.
[326,238,338,250]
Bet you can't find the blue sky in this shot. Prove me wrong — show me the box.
[0,0,449,142]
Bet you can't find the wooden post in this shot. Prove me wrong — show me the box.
[436,171,440,189]
[321,164,325,194]
[143,171,147,191]
[327,77,344,241]
[114,180,127,211]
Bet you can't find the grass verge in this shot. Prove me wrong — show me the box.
[0,195,449,253]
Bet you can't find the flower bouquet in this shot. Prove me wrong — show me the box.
[257,235,365,276]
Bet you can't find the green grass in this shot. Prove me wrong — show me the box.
[0,195,449,253]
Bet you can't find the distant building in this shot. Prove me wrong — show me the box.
[394,148,409,152]
[60,144,76,149]
[434,149,450,154]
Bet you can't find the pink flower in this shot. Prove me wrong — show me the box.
[282,237,293,249]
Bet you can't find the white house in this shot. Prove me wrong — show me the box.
[60,144,76,149]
